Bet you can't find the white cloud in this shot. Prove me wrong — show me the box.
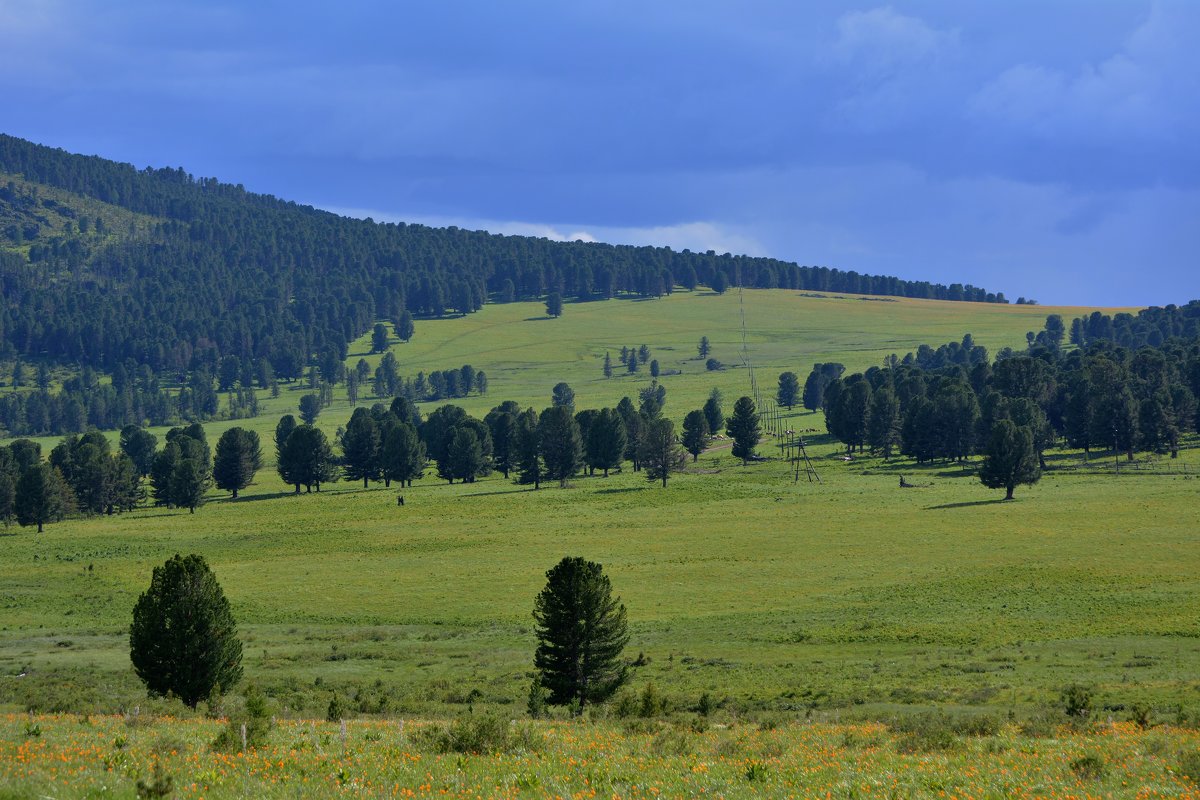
[969,3,1199,143]
[828,6,957,73]
[321,207,765,256]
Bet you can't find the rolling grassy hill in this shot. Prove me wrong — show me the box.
[6,289,1192,726]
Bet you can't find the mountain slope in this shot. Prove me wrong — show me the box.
[0,133,1010,377]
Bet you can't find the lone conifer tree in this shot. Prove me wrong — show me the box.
[533,557,629,714]
[727,396,761,464]
[395,310,415,343]
[545,292,563,318]
[979,419,1041,500]
[130,554,242,708]
[777,371,800,409]
[681,409,711,461]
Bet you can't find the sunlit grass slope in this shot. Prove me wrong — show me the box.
[7,289,1191,726]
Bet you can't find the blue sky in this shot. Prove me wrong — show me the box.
[2,1,1196,306]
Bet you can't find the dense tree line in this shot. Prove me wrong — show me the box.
[1067,302,1200,350]
[0,363,238,437]
[0,418,266,530]
[367,356,487,403]
[814,319,1200,474]
[0,133,1007,387]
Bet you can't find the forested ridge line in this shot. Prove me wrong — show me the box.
[1,132,1009,379]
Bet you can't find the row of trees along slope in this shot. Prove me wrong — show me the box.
[1,380,747,531]
[809,311,1200,497]
[0,132,1006,384]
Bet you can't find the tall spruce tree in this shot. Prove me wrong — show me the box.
[532,557,629,714]
[341,408,381,488]
[538,405,583,488]
[586,408,627,476]
[681,409,711,461]
[514,408,543,488]
[702,389,724,435]
[777,371,801,409]
[727,396,761,464]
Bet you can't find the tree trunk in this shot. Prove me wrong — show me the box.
[232,488,238,499]
[363,476,369,489]
[37,520,43,533]
[661,473,668,488]
[1005,485,1014,500]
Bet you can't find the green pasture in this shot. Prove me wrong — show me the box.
[4,290,1196,725]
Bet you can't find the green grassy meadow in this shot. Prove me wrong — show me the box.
[3,289,1199,796]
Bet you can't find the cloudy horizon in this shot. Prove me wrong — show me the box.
[2,0,1196,306]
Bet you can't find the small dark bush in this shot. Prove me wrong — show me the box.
[1070,753,1107,780]
[1062,685,1093,719]
[1179,750,1200,784]
[418,713,542,755]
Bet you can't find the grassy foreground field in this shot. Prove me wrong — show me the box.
[5,713,1200,799]
[3,289,1198,796]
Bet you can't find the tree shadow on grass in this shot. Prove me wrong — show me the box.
[450,486,536,499]
[925,498,1011,510]
[595,486,650,495]
[215,491,298,504]
[523,315,555,321]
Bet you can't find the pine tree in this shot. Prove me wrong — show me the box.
[381,422,426,487]
[279,425,336,493]
[602,351,613,378]
[727,396,761,464]
[681,409,711,461]
[341,408,381,488]
[867,386,901,459]
[371,322,390,353]
[119,425,158,476]
[445,427,484,483]
[533,557,629,713]
[298,393,322,425]
[395,310,415,342]
[552,382,575,411]
[639,417,687,487]
[538,405,582,488]
[586,408,627,477]
[15,464,69,532]
[979,420,1041,500]
[129,554,242,708]
[698,336,711,359]
[777,371,800,408]
[702,389,724,435]
[514,408,543,489]
[212,428,262,499]
[169,458,209,513]
[545,292,563,318]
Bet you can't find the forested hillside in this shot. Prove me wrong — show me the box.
[0,133,1009,381]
